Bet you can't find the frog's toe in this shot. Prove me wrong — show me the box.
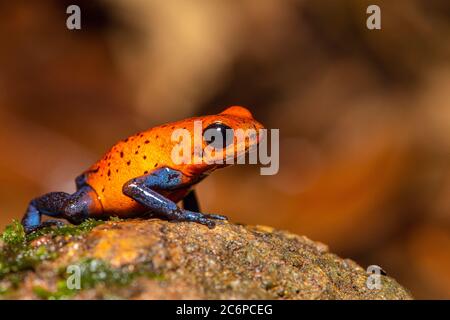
[25,220,66,234]
[200,218,216,229]
[203,213,228,221]
[42,219,66,228]
[177,210,228,228]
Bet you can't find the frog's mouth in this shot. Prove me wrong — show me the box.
[213,134,261,167]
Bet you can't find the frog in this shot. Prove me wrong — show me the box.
[21,106,264,233]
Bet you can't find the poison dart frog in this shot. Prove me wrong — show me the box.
[21,106,264,233]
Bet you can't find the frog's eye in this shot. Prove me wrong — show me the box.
[203,122,234,149]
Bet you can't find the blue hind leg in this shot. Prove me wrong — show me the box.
[22,192,70,232]
[21,186,100,233]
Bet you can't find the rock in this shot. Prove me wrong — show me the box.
[0,219,412,299]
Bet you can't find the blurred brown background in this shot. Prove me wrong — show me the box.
[1,0,449,299]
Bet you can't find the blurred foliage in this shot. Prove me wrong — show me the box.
[0,0,449,298]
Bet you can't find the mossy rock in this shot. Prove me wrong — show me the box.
[0,219,412,299]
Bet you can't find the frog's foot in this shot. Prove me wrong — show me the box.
[24,220,66,234]
[173,210,228,229]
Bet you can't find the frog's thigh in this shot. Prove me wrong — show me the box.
[21,186,101,233]
[63,186,102,223]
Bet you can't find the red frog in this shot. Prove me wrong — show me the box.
[21,106,264,233]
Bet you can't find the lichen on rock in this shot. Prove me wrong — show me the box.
[0,218,412,299]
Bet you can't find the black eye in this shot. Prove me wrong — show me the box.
[203,122,234,149]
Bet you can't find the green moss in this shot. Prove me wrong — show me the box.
[25,219,105,242]
[0,218,106,283]
[33,280,74,300]
[0,245,56,279]
[0,219,163,299]
[0,220,52,280]
[0,218,105,245]
[69,258,164,288]
[32,286,56,299]
[33,258,164,300]
[0,272,23,294]
[0,218,117,285]
[109,216,124,222]
[0,219,67,282]
[1,220,26,246]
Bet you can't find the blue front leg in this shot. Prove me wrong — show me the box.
[122,167,227,228]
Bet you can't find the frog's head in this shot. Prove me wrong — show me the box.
[172,106,264,176]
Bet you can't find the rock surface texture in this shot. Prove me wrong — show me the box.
[0,219,412,299]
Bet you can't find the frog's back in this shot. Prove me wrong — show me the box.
[83,127,182,216]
